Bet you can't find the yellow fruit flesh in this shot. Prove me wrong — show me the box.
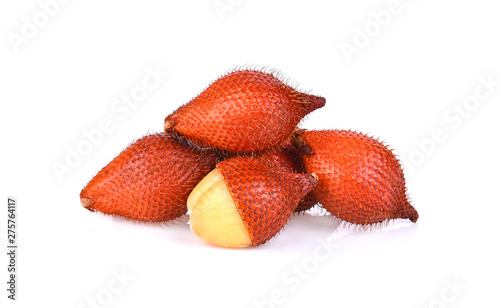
[187,169,252,248]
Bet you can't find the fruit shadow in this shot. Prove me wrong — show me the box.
[105,210,418,251]
[105,214,197,246]
[259,212,419,251]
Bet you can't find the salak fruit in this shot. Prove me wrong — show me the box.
[164,69,326,153]
[291,129,418,226]
[80,133,218,222]
[256,142,319,212]
[219,140,319,212]
[187,157,318,247]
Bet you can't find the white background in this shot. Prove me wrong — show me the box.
[1,1,499,307]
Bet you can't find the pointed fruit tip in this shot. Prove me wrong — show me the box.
[406,202,419,223]
[292,172,319,197]
[314,96,326,107]
[290,131,313,155]
[80,197,94,210]
[398,202,419,223]
[164,118,174,132]
[409,209,419,223]
[306,95,326,113]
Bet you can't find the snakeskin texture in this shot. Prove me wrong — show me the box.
[296,130,418,225]
[164,70,325,153]
[80,133,218,222]
[258,143,319,212]
[217,157,318,246]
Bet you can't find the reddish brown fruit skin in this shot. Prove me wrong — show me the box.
[80,133,218,222]
[164,70,325,153]
[294,193,318,213]
[292,130,418,225]
[257,143,319,212]
[216,157,318,246]
[220,142,319,212]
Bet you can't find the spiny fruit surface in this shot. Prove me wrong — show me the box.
[220,141,319,212]
[292,130,418,225]
[164,69,325,153]
[256,143,319,212]
[188,157,318,247]
[80,133,218,222]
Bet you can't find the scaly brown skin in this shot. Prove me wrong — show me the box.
[80,133,218,222]
[257,142,319,212]
[219,140,319,212]
[216,157,318,246]
[292,130,418,225]
[164,69,325,154]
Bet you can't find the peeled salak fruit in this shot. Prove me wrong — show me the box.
[187,157,318,247]
[164,69,326,153]
[80,133,218,222]
[291,130,418,226]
